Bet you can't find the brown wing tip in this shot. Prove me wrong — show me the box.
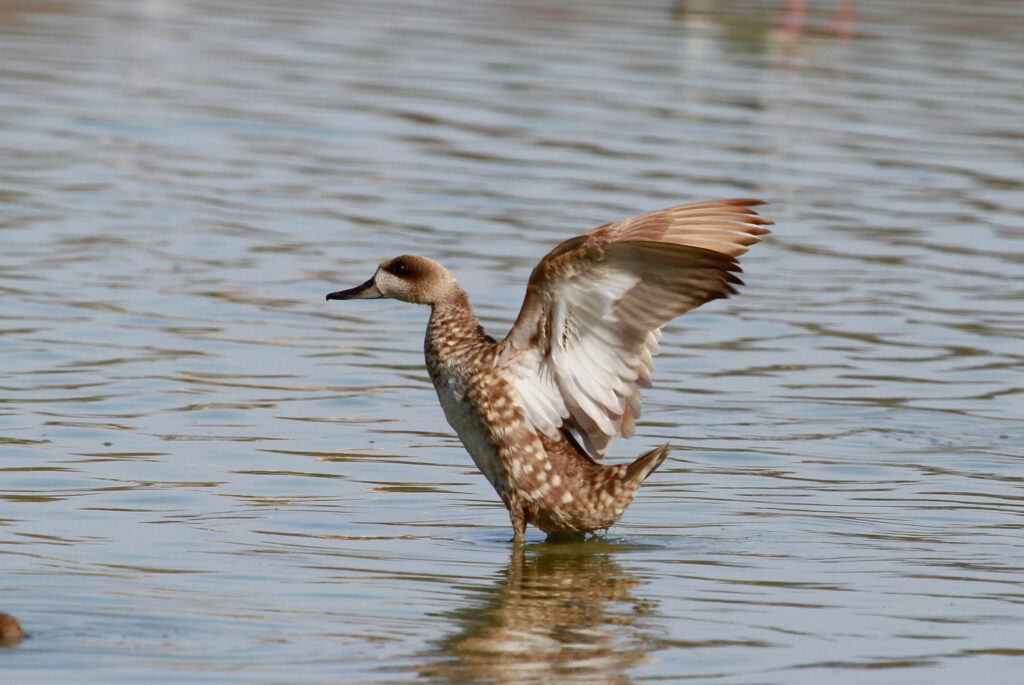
[720,199,774,224]
[668,199,773,225]
[721,198,769,208]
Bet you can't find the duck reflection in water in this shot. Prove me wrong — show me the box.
[418,541,657,683]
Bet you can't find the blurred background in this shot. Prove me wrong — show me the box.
[1,0,1022,682]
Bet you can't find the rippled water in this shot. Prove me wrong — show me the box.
[2,0,1022,682]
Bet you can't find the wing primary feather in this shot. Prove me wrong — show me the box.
[497,199,770,459]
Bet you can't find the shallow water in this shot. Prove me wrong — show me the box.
[2,0,1023,682]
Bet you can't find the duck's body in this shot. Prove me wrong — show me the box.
[423,289,668,537]
[328,199,771,540]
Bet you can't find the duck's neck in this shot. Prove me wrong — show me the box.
[425,287,493,368]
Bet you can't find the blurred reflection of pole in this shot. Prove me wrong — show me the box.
[671,0,856,39]
[785,0,856,38]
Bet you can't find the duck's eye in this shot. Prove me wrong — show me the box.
[387,260,412,277]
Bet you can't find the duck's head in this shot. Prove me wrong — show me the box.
[326,255,457,306]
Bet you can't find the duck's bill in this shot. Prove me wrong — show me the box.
[326,277,381,300]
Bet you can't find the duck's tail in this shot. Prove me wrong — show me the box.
[625,443,671,484]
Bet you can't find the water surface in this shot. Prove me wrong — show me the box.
[2,0,1023,682]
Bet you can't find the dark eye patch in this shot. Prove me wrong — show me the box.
[385,259,413,277]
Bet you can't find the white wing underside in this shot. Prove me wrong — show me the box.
[496,200,771,460]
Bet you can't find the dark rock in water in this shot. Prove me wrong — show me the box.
[0,613,26,644]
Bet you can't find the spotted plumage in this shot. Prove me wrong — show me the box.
[327,199,771,540]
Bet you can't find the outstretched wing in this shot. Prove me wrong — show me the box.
[497,199,771,459]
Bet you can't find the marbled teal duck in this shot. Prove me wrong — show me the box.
[327,199,771,540]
